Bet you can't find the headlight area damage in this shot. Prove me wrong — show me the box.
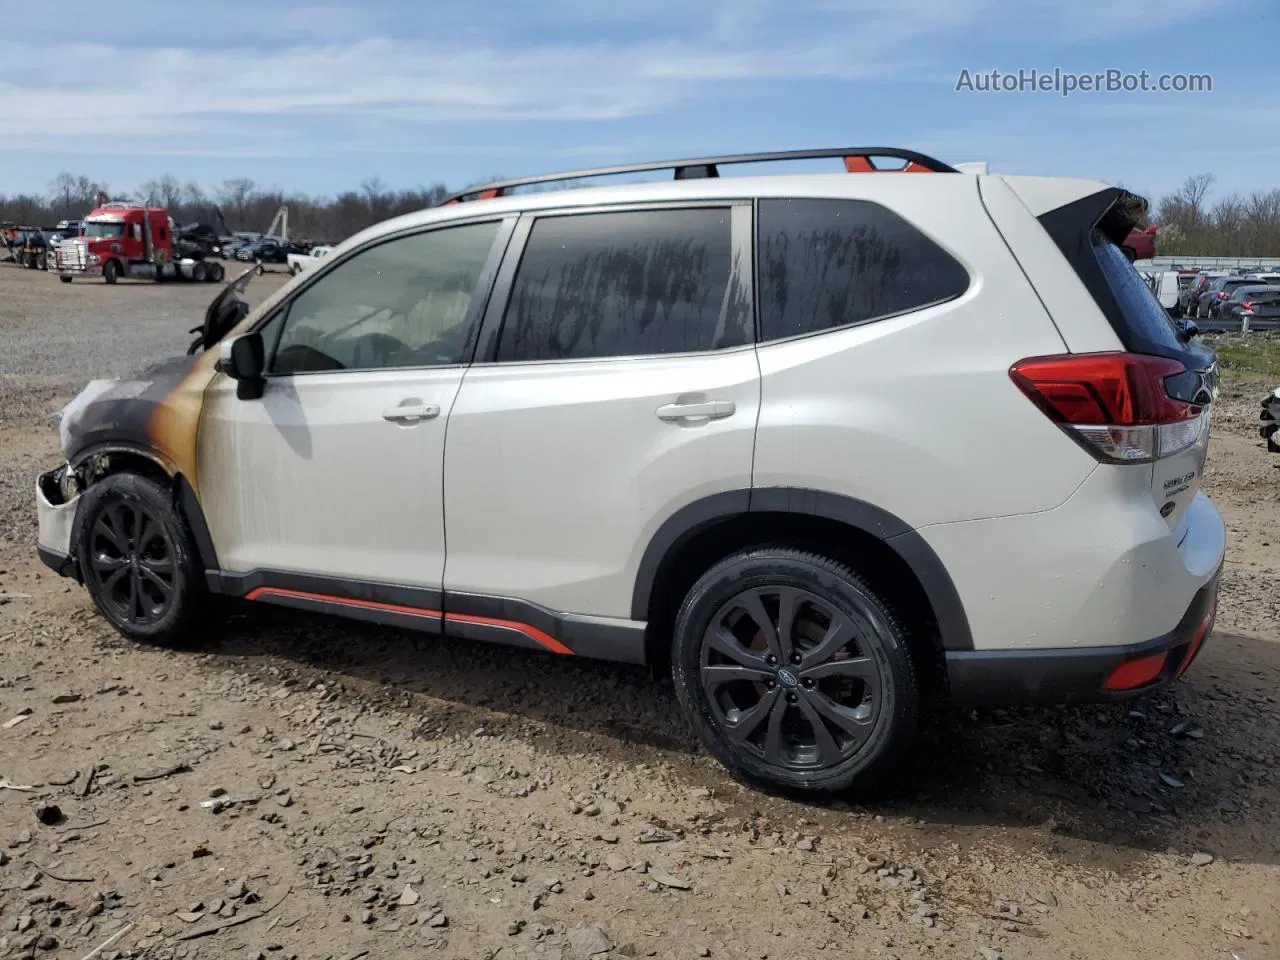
[36,264,263,578]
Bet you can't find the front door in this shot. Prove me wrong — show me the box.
[199,217,510,591]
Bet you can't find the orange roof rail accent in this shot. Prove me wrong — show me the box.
[843,155,936,173]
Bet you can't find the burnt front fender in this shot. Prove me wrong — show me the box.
[59,350,220,495]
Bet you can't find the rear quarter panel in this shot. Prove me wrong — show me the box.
[752,176,1099,526]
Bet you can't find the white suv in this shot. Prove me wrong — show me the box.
[36,148,1225,795]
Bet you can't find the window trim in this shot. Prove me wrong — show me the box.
[255,214,518,378]
[751,196,973,347]
[473,199,755,366]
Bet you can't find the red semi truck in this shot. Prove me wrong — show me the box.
[1122,225,1158,261]
[55,202,226,284]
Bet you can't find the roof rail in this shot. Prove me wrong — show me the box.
[442,147,957,205]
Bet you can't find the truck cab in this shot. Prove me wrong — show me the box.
[56,203,173,283]
[56,204,223,284]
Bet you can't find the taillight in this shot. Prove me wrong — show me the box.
[1010,353,1206,463]
[1216,291,1230,299]
[1241,301,1257,311]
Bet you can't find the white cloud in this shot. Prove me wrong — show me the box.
[0,0,1246,161]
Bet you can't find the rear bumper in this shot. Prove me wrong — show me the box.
[946,572,1219,706]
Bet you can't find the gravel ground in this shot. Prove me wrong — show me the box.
[1,263,1278,960]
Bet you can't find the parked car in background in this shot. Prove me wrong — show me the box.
[233,236,301,264]
[1147,270,1182,314]
[1218,285,1280,331]
[287,244,334,275]
[218,233,261,260]
[1180,271,1227,316]
[1199,274,1280,319]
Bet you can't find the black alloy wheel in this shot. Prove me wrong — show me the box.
[74,472,205,645]
[699,584,882,770]
[672,549,918,795]
[85,500,176,626]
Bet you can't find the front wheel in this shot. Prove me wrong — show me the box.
[59,275,72,284]
[74,473,206,645]
[671,548,919,796]
[103,260,120,284]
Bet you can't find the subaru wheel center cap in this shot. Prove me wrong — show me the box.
[776,667,799,688]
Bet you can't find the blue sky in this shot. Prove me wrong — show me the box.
[3,0,1277,206]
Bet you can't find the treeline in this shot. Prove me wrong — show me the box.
[1153,174,1280,257]
[6,169,1280,256]
[0,172,454,243]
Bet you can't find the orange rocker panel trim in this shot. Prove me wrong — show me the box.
[244,587,576,656]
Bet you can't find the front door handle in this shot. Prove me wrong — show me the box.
[656,399,736,422]
[382,401,440,424]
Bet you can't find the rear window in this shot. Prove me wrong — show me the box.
[756,198,970,342]
[1093,233,1184,350]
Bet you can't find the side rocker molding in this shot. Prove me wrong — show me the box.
[631,487,974,652]
[204,570,648,663]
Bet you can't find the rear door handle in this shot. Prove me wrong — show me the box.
[656,399,736,422]
[382,401,440,424]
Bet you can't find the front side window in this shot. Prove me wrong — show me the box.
[756,198,970,342]
[496,207,746,362]
[271,221,500,374]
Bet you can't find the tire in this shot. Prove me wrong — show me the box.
[207,262,225,283]
[36,251,47,271]
[59,275,72,284]
[73,473,206,645]
[192,261,208,283]
[671,548,919,796]
[1122,246,1137,262]
[103,260,120,284]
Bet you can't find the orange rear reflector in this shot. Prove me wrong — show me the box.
[1102,651,1169,691]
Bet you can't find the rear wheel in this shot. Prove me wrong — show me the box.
[192,261,209,283]
[672,548,919,796]
[59,275,72,284]
[207,262,225,283]
[74,473,205,645]
[103,260,120,284]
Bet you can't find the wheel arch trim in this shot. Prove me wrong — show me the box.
[630,487,974,651]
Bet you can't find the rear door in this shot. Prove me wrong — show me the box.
[442,203,758,621]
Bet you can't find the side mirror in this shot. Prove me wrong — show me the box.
[1179,318,1200,340]
[217,332,266,399]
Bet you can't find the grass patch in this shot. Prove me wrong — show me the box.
[1202,333,1280,380]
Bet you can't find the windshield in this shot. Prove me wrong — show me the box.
[83,222,125,238]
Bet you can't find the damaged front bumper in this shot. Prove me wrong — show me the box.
[37,465,83,580]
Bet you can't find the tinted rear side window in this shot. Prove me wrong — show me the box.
[1092,233,1184,350]
[497,207,746,362]
[756,198,969,342]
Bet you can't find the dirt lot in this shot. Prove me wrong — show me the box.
[1,262,1278,960]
